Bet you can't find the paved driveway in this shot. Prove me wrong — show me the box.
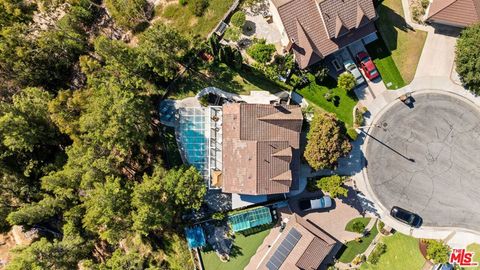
[415,25,460,78]
[289,184,365,242]
[365,92,480,231]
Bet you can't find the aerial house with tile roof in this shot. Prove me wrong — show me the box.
[267,0,378,69]
[221,103,303,196]
[426,0,480,27]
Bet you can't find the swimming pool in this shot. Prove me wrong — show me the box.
[178,107,209,178]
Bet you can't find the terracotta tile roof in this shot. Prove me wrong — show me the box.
[273,0,377,68]
[427,0,480,27]
[222,104,303,195]
[259,214,336,270]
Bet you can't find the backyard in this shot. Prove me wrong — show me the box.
[296,76,358,138]
[170,63,291,99]
[376,0,427,84]
[361,232,425,270]
[200,228,271,270]
[153,0,235,38]
[338,219,378,263]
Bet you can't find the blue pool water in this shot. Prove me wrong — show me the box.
[178,108,208,177]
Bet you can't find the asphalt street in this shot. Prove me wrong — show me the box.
[365,92,480,231]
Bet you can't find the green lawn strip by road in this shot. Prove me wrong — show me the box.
[170,63,291,99]
[153,0,234,38]
[296,77,358,138]
[345,217,371,232]
[361,232,425,270]
[376,0,427,84]
[365,38,405,90]
[200,228,271,270]
[463,244,480,270]
[338,221,378,263]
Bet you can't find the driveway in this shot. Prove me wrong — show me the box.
[414,25,461,79]
[365,92,480,231]
[289,183,365,242]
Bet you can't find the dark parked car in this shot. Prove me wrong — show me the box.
[298,196,332,211]
[390,206,422,227]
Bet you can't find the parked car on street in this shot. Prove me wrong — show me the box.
[390,206,422,227]
[343,60,365,85]
[432,263,454,270]
[356,51,379,80]
[298,196,332,211]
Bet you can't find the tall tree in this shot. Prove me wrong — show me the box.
[131,166,173,236]
[105,0,150,29]
[82,176,132,244]
[137,23,190,81]
[304,112,351,170]
[163,166,206,211]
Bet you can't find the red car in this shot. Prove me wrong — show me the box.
[356,51,379,80]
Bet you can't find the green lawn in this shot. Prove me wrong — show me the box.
[361,232,425,270]
[345,217,371,232]
[201,228,271,270]
[169,63,291,99]
[296,77,358,138]
[463,244,480,270]
[365,39,405,90]
[376,0,427,84]
[338,221,378,263]
[153,0,234,38]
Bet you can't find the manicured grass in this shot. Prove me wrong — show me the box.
[376,0,427,84]
[366,39,405,90]
[296,77,358,137]
[160,126,183,168]
[361,232,425,270]
[465,244,480,270]
[338,222,378,263]
[170,63,291,99]
[345,217,371,233]
[201,228,271,270]
[154,0,234,38]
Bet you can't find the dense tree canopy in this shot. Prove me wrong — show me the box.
[304,112,351,170]
[455,23,480,95]
[0,1,201,268]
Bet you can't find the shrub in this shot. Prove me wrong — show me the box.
[190,0,208,17]
[315,175,348,198]
[304,112,351,170]
[337,72,356,91]
[230,11,246,28]
[421,0,429,9]
[426,240,450,264]
[212,212,225,220]
[224,27,241,42]
[247,40,276,64]
[378,221,385,231]
[306,178,320,192]
[352,220,366,233]
[354,106,366,127]
[368,242,387,265]
[179,0,187,5]
[456,23,480,95]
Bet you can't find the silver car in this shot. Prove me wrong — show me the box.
[343,60,365,85]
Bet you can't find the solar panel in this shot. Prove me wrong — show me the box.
[266,228,303,270]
